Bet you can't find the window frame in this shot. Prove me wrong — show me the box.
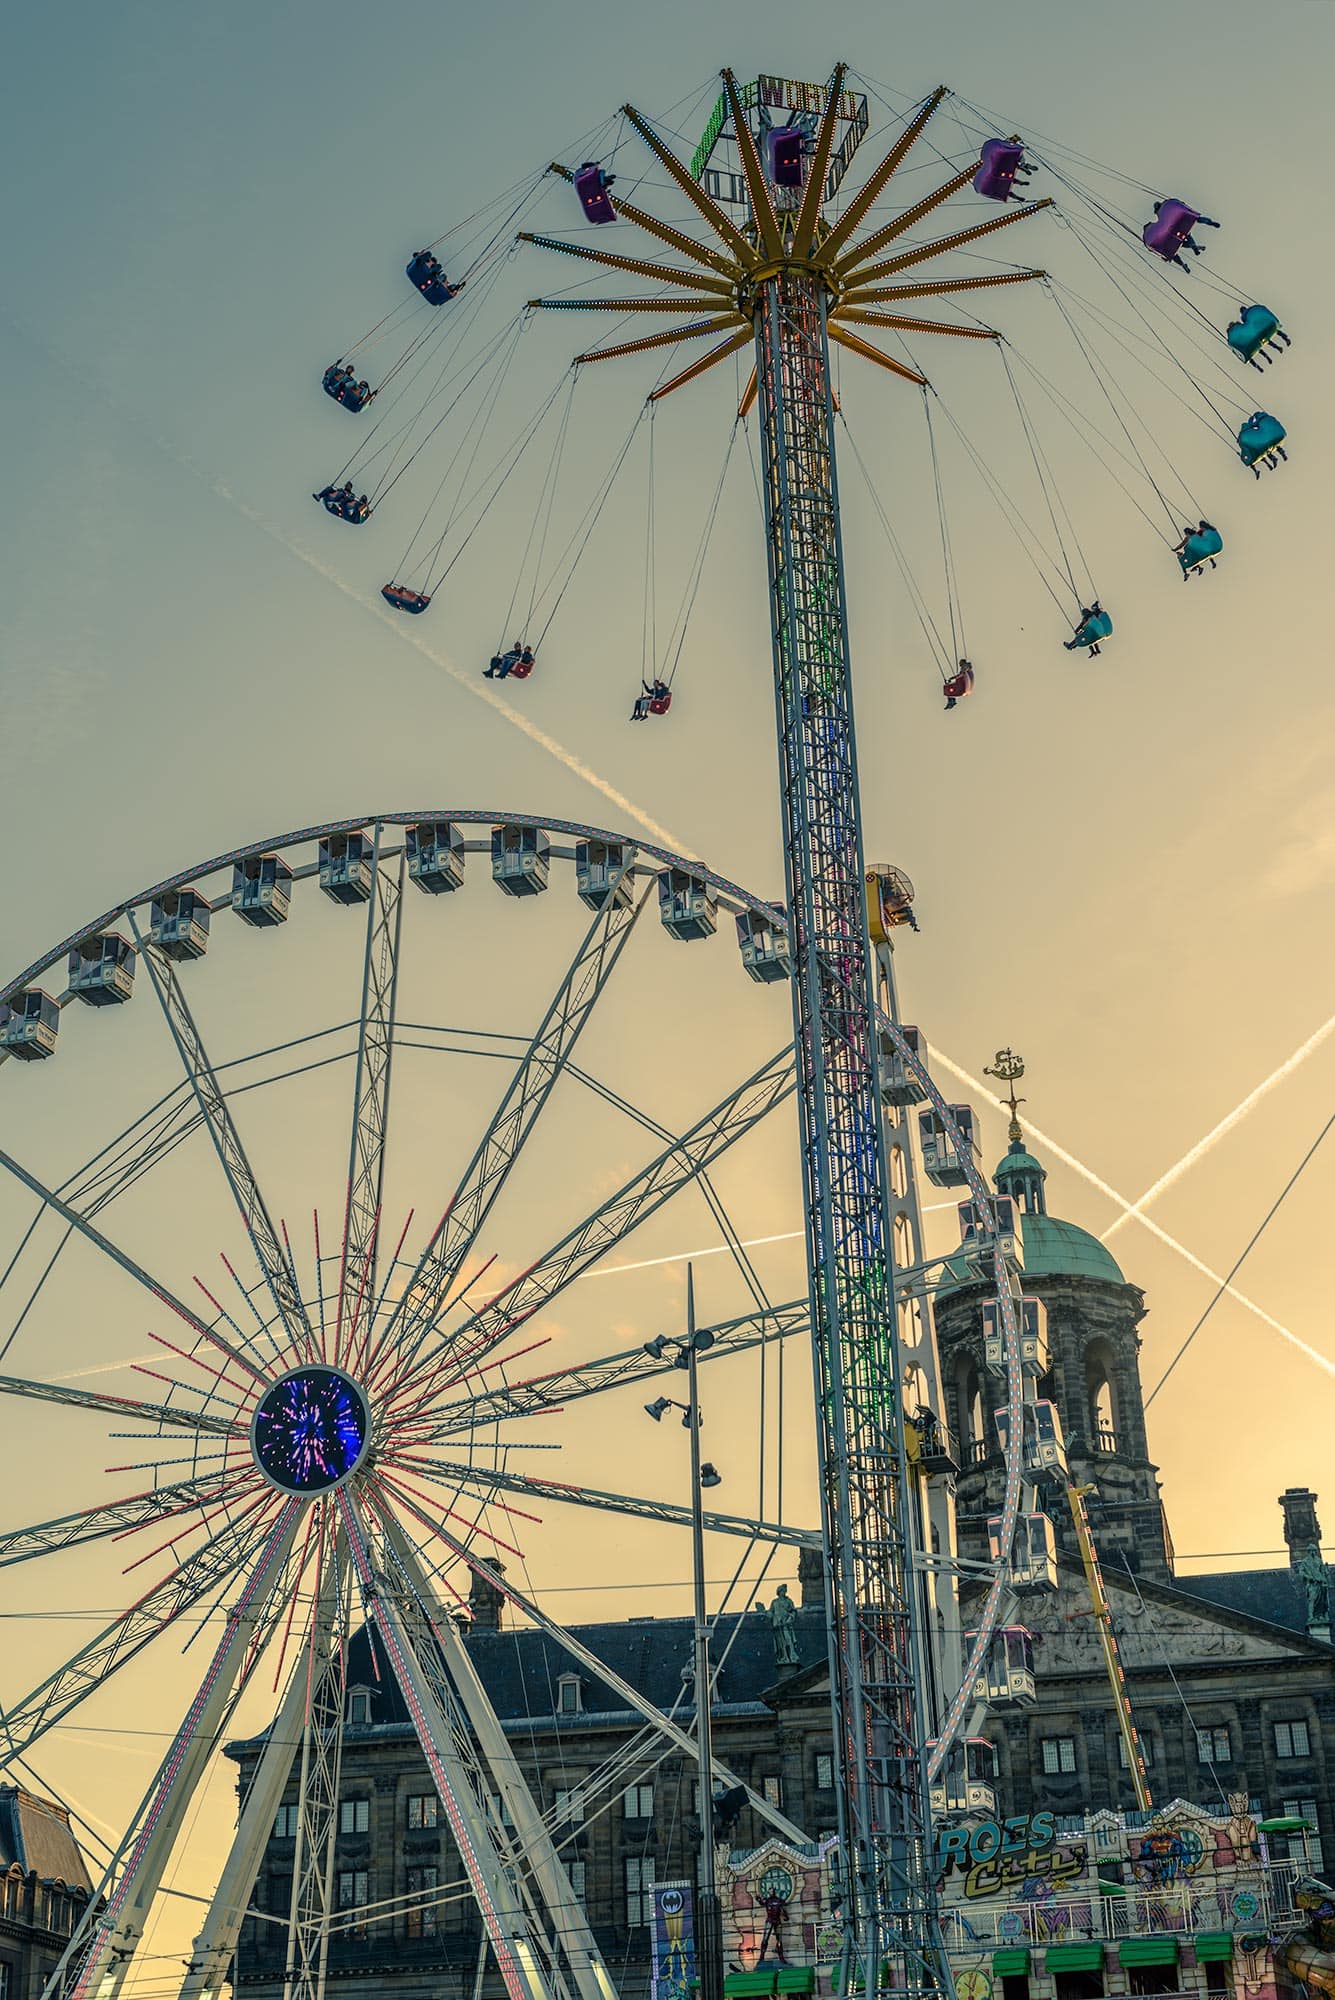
[553,1786,586,1827]
[405,1864,438,1939]
[1041,1736,1077,1776]
[624,1856,655,1928]
[406,1793,439,1831]
[1196,1726,1232,1766]
[1274,1719,1312,1760]
[815,1753,834,1791]
[622,1783,654,1820]
[338,1796,371,1835]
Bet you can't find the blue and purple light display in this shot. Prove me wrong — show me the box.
[251,1367,370,1495]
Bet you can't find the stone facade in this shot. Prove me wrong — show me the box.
[0,1788,93,2000]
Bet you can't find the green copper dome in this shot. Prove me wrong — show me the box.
[937,1213,1126,1292]
[936,1134,1126,1291]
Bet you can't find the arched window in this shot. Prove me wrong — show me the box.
[1085,1341,1118,1450]
[954,1353,984,1457]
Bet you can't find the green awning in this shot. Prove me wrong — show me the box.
[1045,1944,1105,1973]
[724,1978,777,1999]
[1119,1938,1180,1969]
[992,1950,1031,1977]
[775,1974,816,1996]
[1194,1935,1235,1964]
[1259,1816,1313,1834]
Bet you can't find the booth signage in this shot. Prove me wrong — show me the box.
[936,1811,1057,1873]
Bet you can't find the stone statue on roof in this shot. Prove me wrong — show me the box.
[1297,1542,1330,1630]
[758,1583,800,1669]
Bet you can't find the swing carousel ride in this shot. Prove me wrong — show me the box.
[0,57,1300,2000]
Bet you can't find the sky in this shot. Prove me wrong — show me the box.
[1,0,1333,1974]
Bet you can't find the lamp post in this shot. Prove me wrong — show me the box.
[644,1265,725,2000]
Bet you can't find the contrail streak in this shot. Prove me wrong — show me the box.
[588,1204,963,1277]
[4,309,692,856]
[930,1046,1335,1383]
[1101,1009,1335,1241]
[209,479,693,855]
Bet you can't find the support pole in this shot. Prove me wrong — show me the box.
[753,266,943,1999]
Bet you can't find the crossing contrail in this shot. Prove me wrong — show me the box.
[930,1045,1335,1383]
[1100,1009,1335,1242]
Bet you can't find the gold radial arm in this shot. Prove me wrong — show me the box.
[648,325,753,403]
[738,367,759,420]
[841,270,1045,305]
[527,296,746,313]
[621,104,758,268]
[833,165,976,277]
[828,322,928,386]
[835,308,998,340]
[791,63,848,260]
[575,313,744,365]
[846,198,1052,286]
[518,232,735,294]
[816,84,949,266]
[721,69,783,262]
[548,163,738,280]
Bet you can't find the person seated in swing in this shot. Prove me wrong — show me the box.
[1065,603,1112,656]
[942,660,974,711]
[484,642,524,679]
[1175,521,1223,576]
[631,677,671,720]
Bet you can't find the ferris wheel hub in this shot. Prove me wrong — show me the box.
[250,1364,372,1496]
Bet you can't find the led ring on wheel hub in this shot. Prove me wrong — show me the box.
[250,1365,371,1496]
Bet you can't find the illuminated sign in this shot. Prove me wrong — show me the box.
[935,1810,1057,1872]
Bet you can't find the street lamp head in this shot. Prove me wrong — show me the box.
[644,1396,673,1423]
[643,1335,671,1361]
[693,1329,716,1353]
[700,1462,722,1489]
[680,1405,694,1428]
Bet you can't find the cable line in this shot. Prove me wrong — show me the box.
[1147,1109,1335,1407]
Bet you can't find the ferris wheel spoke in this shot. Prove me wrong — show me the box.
[421,1298,809,1439]
[399,1457,817,1548]
[47,1499,302,2000]
[380,1493,810,1849]
[0,1369,240,1435]
[0,1468,239,1570]
[377,876,651,1382]
[0,1144,274,1384]
[412,1042,796,1378]
[130,919,313,1363]
[0,1488,282,1764]
[336,831,405,1370]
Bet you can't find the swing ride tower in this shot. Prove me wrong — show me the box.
[525,65,1052,2000]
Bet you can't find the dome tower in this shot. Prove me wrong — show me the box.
[933,1072,1172,1580]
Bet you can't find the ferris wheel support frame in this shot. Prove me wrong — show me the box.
[54,1501,303,2000]
[177,1573,346,2000]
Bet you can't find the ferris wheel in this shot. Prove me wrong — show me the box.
[0,814,1023,2000]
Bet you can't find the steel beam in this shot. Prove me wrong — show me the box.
[50,1502,301,2000]
[379,873,649,1380]
[132,916,311,1361]
[422,1300,808,1439]
[417,1044,796,1376]
[337,831,405,1366]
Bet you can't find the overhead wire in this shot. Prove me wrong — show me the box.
[1146,1110,1335,1407]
